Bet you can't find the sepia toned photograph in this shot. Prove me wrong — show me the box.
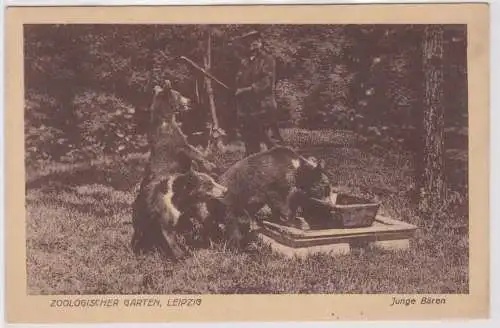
[4,3,489,323]
[24,22,469,295]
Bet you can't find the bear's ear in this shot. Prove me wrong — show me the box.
[175,150,193,173]
[190,160,200,173]
[317,159,326,170]
[164,79,172,90]
[153,85,163,95]
[171,171,196,196]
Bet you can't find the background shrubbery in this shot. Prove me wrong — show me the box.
[24,24,467,167]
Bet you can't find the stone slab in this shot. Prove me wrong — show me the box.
[373,239,410,251]
[257,215,417,257]
[258,233,351,259]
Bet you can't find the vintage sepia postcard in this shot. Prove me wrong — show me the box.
[4,2,490,323]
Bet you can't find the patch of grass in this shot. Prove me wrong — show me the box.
[281,128,357,148]
[26,129,469,294]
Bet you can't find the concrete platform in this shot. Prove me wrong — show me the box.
[257,215,417,258]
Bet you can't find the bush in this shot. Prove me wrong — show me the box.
[275,80,304,126]
[64,91,147,162]
[25,91,70,165]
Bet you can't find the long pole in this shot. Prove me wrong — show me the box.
[204,31,220,130]
[179,55,232,91]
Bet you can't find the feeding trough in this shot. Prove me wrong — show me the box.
[298,191,381,230]
[257,190,417,258]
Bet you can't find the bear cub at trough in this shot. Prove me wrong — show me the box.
[205,146,332,249]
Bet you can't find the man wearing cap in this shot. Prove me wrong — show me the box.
[232,30,283,157]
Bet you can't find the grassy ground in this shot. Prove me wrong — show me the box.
[26,128,469,294]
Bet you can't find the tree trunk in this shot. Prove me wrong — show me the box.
[419,25,446,218]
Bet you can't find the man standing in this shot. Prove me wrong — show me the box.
[232,30,284,157]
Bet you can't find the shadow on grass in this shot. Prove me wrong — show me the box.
[26,156,146,192]
[31,197,132,219]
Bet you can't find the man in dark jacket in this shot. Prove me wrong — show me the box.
[233,31,284,157]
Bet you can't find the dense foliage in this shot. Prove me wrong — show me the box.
[24,24,467,165]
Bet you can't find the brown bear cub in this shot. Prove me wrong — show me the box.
[146,80,216,176]
[131,154,227,260]
[205,146,332,249]
[131,80,221,260]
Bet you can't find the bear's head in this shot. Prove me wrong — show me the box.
[294,156,331,201]
[150,79,192,122]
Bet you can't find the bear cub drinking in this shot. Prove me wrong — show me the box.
[205,146,332,249]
